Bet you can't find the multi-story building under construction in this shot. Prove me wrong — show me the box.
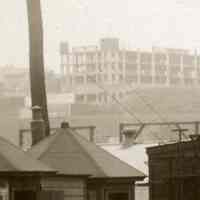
[60,38,200,104]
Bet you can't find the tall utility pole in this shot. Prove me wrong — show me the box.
[172,128,188,200]
[26,0,50,136]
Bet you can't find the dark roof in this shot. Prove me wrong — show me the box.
[28,128,145,178]
[0,136,54,172]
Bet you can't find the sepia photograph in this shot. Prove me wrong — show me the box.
[0,0,200,199]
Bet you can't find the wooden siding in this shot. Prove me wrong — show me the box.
[147,140,200,200]
[41,177,86,200]
[88,179,135,200]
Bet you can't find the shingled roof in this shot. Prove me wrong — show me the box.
[28,128,145,179]
[0,136,54,172]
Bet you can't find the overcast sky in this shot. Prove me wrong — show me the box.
[0,0,200,72]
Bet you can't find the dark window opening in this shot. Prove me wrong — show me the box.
[108,192,128,200]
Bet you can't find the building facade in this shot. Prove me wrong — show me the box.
[60,38,200,104]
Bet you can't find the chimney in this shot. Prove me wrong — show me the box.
[26,0,50,139]
[122,129,138,148]
[31,106,45,145]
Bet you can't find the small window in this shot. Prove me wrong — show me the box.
[76,94,84,103]
[87,94,96,102]
[118,63,123,71]
[87,75,96,83]
[111,52,115,58]
[112,74,116,82]
[111,63,115,71]
[119,74,123,81]
[98,65,103,72]
[106,191,129,200]
[75,76,84,84]
[104,74,108,82]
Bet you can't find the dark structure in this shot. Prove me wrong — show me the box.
[147,137,200,200]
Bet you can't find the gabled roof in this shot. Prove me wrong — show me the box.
[28,128,145,179]
[0,136,54,172]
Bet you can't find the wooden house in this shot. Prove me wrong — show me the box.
[147,138,200,200]
[0,135,61,200]
[28,124,145,200]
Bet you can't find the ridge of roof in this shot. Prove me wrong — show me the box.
[65,129,106,177]
[29,131,60,159]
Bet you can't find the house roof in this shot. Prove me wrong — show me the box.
[28,128,145,179]
[101,143,157,183]
[101,143,156,175]
[0,135,54,172]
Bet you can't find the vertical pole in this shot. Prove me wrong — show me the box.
[129,183,135,200]
[19,130,23,147]
[89,126,95,142]
[195,122,199,135]
[172,128,188,200]
[26,0,50,136]
[67,103,71,117]
[119,123,124,143]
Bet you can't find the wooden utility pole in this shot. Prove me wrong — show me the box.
[26,0,50,136]
[172,128,188,200]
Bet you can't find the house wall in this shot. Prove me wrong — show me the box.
[147,140,200,200]
[135,185,148,200]
[8,176,41,200]
[41,176,87,200]
[88,179,135,200]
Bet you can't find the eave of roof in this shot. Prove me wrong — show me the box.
[0,136,55,173]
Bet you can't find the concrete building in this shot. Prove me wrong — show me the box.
[60,39,200,104]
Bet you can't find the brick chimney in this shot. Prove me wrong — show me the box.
[122,129,138,148]
[31,106,45,145]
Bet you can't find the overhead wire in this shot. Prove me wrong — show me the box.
[93,81,143,123]
[86,76,165,142]
[125,83,188,139]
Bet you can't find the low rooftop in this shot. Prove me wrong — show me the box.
[28,127,145,179]
[0,136,54,173]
